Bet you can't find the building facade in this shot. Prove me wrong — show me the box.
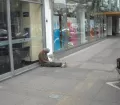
[0,0,44,80]
[0,0,120,80]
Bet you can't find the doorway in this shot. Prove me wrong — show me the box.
[107,16,120,36]
[112,16,119,36]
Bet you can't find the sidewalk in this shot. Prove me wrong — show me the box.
[0,38,120,105]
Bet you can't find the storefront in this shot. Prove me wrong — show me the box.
[0,0,44,80]
[52,0,108,52]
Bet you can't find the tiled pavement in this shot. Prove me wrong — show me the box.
[0,38,120,105]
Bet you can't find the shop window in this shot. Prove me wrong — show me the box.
[0,0,11,75]
[10,0,43,70]
[53,0,68,51]
[53,0,107,51]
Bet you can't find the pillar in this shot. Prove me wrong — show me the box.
[44,0,53,55]
[78,9,87,44]
[107,16,112,36]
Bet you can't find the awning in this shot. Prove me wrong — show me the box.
[94,12,120,16]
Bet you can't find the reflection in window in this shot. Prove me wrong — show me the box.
[99,0,120,12]
[0,0,10,75]
[111,0,117,11]
[10,0,43,70]
[0,0,7,41]
[53,0,108,51]
[117,0,120,11]
[67,1,81,47]
[53,0,67,51]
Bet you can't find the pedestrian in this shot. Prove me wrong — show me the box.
[38,48,66,68]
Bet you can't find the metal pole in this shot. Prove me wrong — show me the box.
[6,0,14,75]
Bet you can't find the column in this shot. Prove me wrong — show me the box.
[44,0,53,55]
[107,16,112,36]
[78,9,87,44]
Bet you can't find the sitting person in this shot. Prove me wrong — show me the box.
[38,48,66,68]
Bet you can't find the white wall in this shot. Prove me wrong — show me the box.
[44,0,53,55]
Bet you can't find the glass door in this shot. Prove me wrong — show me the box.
[0,0,11,75]
[53,0,68,51]
[66,1,82,47]
[10,0,43,71]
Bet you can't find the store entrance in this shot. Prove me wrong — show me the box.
[112,16,119,36]
[10,0,43,70]
[107,15,120,36]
